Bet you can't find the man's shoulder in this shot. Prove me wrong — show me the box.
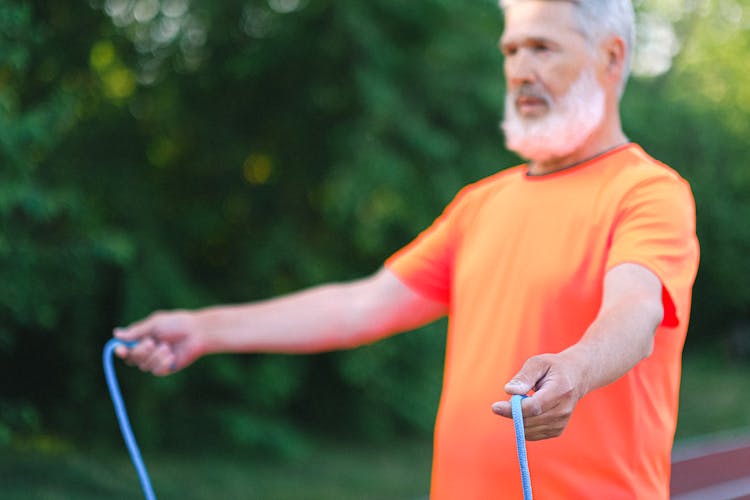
[600,145,696,213]
[452,164,526,204]
[608,144,688,185]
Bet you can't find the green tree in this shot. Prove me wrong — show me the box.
[0,1,133,444]
[626,0,750,344]
[2,0,509,451]
[4,0,750,455]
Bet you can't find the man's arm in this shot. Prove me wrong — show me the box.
[491,262,664,440]
[115,267,447,375]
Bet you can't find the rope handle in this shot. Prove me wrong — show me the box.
[103,338,157,500]
[511,394,533,500]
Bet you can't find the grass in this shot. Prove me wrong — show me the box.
[675,346,750,440]
[1,437,433,500]
[3,348,748,499]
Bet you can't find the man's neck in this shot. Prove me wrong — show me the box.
[526,129,629,176]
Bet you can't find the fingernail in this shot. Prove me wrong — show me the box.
[491,402,507,416]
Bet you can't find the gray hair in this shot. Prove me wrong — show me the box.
[500,0,636,94]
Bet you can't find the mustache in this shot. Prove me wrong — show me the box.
[509,84,550,102]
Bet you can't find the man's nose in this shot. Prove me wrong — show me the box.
[505,49,538,88]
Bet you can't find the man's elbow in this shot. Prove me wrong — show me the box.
[335,279,395,348]
[640,297,664,360]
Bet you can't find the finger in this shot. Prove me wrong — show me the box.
[492,395,542,419]
[491,400,512,418]
[521,398,573,440]
[114,315,161,342]
[490,407,560,442]
[523,400,566,429]
[525,425,565,441]
[523,416,569,440]
[522,370,576,418]
[490,400,564,440]
[141,342,173,374]
[504,356,549,395]
[126,337,157,367]
[152,352,178,376]
[114,344,130,359]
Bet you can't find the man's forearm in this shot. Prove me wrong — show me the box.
[557,293,663,398]
[193,268,447,356]
[195,280,384,355]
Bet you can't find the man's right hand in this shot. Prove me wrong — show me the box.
[114,310,205,376]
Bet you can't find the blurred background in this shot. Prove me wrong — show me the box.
[1,0,749,498]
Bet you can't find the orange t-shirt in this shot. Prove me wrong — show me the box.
[386,144,699,499]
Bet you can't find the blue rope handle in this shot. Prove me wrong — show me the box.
[103,338,157,500]
[511,394,533,500]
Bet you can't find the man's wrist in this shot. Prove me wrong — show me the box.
[557,345,594,399]
[192,308,221,356]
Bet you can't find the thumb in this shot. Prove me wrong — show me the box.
[504,378,532,395]
[504,356,547,395]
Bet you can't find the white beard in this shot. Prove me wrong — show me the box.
[501,69,606,163]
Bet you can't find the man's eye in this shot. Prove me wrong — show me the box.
[532,44,550,53]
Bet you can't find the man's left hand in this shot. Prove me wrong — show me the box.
[491,351,587,440]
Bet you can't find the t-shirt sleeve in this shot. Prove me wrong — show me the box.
[384,193,467,305]
[606,173,700,328]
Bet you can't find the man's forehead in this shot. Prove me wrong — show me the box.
[501,0,583,43]
[502,0,579,9]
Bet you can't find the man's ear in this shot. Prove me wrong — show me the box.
[602,35,627,82]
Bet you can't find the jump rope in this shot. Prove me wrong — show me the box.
[103,339,156,500]
[103,339,533,500]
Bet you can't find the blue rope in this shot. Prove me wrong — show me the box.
[103,339,157,500]
[104,338,530,500]
[511,394,533,500]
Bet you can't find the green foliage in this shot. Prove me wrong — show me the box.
[677,346,750,439]
[1,0,507,453]
[625,2,750,338]
[0,0,134,442]
[2,0,750,457]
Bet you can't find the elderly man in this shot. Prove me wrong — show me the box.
[116,0,699,497]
